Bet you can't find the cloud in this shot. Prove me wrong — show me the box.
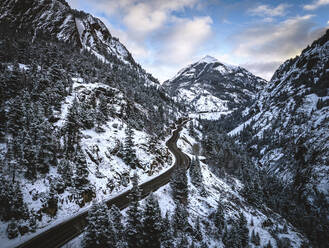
[122,3,167,37]
[157,16,213,65]
[241,61,282,81]
[248,4,290,17]
[69,0,198,38]
[231,15,327,80]
[67,0,206,82]
[140,15,213,82]
[304,0,329,10]
[98,17,150,59]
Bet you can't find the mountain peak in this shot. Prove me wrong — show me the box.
[198,55,218,64]
[197,55,239,71]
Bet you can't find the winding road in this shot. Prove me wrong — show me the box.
[15,118,190,248]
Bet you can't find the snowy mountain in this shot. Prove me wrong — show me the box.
[0,0,136,66]
[163,55,266,119]
[0,0,183,245]
[230,29,329,247]
[0,0,321,247]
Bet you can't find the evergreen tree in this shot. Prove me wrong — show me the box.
[64,98,80,156]
[29,210,37,233]
[193,216,203,242]
[256,232,261,245]
[242,166,262,206]
[170,166,188,204]
[98,93,108,120]
[109,204,127,248]
[148,135,158,152]
[189,121,195,137]
[0,179,29,221]
[238,212,249,247]
[126,172,143,248]
[190,156,203,188]
[82,203,113,248]
[251,229,260,246]
[7,220,19,239]
[79,101,95,130]
[57,159,73,187]
[123,126,137,169]
[214,202,225,233]
[95,107,106,132]
[37,120,57,173]
[222,224,229,246]
[161,212,173,248]
[5,138,17,183]
[172,202,189,235]
[264,240,273,248]
[222,221,242,248]
[22,132,37,179]
[177,233,189,248]
[277,237,292,248]
[73,146,89,188]
[142,193,162,248]
[250,217,254,226]
[282,223,288,234]
[7,95,24,134]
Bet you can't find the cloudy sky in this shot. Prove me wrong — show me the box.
[67,0,329,81]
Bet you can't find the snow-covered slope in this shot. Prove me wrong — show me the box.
[229,29,329,247]
[0,0,133,65]
[163,55,266,118]
[64,123,308,248]
[0,0,182,244]
[231,29,329,194]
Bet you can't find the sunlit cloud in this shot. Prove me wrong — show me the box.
[67,0,329,81]
[232,15,327,80]
[304,0,329,10]
[157,16,213,64]
[248,4,290,17]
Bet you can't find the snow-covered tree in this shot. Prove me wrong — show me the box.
[214,202,225,233]
[73,146,89,188]
[161,212,173,248]
[251,229,260,246]
[170,167,188,204]
[238,212,249,247]
[82,202,113,248]
[126,172,143,248]
[123,125,137,169]
[190,156,206,196]
[64,97,80,156]
[6,220,19,239]
[57,159,73,187]
[142,193,162,248]
[172,202,189,235]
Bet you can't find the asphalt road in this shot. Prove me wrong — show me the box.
[15,118,190,248]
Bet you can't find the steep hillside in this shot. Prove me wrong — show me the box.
[64,122,308,248]
[230,29,329,247]
[163,55,266,119]
[0,0,135,66]
[0,1,322,248]
[0,0,182,244]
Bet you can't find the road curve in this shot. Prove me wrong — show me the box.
[15,118,190,248]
